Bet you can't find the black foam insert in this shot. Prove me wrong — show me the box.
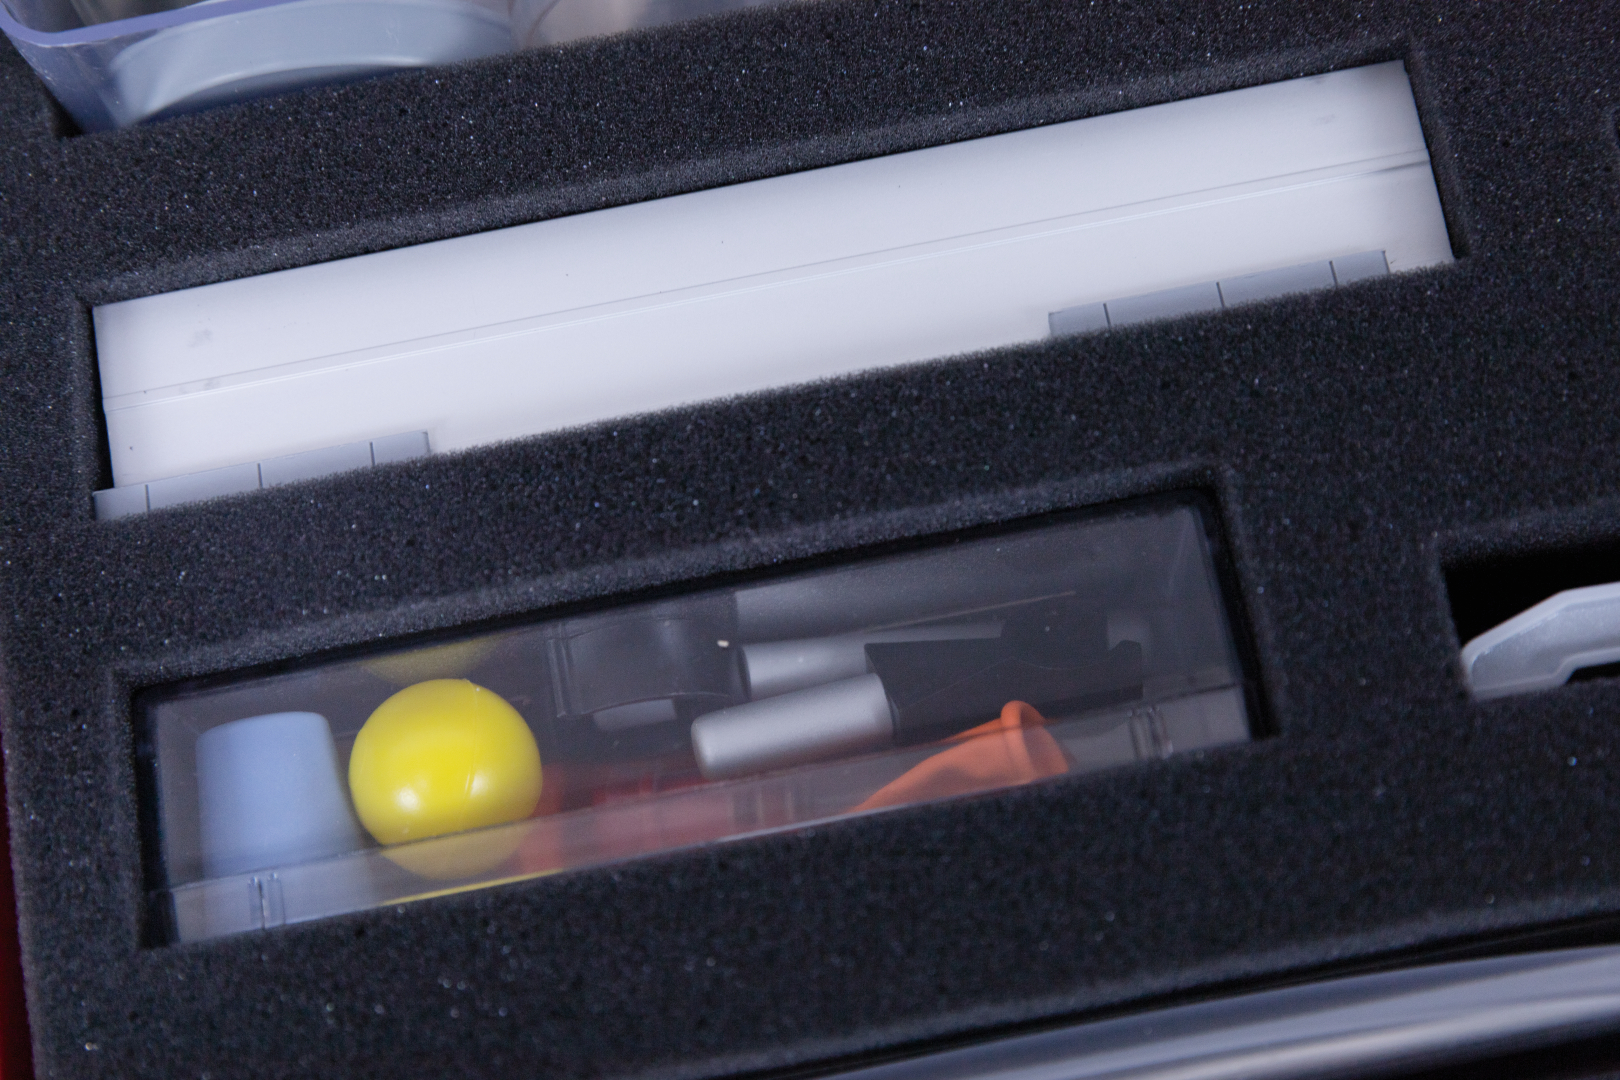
[3,1,1620,1077]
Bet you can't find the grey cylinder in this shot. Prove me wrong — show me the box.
[196,711,366,879]
[691,674,895,780]
[741,623,1001,701]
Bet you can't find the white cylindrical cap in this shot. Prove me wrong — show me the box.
[691,674,894,780]
[196,711,365,879]
[740,637,872,701]
[741,623,1001,700]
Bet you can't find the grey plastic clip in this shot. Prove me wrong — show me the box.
[1105,281,1223,327]
[1218,260,1335,307]
[1127,705,1173,759]
[1461,582,1620,699]
[249,874,286,931]
[1048,251,1390,339]
[1330,249,1390,284]
[94,431,431,519]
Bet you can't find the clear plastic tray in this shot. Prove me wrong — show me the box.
[138,498,1254,942]
[0,0,781,130]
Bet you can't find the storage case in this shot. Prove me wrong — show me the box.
[2,0,1620,1077]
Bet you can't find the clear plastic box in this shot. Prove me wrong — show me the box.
[138,498,1254,943]
[0,0,780,131]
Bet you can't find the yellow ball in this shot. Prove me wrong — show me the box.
[349,679,542,851]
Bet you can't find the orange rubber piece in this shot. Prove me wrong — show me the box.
[851,700,1069,812]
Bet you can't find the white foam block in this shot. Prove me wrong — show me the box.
[95,60,1453,488]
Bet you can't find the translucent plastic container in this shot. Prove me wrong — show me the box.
[512,0,785,49]
[138,498,1254,943]
[0,0,781,130]
[0,0,511,130]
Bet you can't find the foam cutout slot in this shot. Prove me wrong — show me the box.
[140,496,1252,943]
[93,61,1451,504]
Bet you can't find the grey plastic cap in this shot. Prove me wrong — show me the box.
[196,711,366,878]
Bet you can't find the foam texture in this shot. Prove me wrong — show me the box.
[3,1,1620,1076]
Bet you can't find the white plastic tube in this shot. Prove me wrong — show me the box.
[691,674,896,779]
[741,623,1002,700]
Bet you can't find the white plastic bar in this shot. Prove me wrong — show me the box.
[95,60,1452,489]
[1462,582,1620,699]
